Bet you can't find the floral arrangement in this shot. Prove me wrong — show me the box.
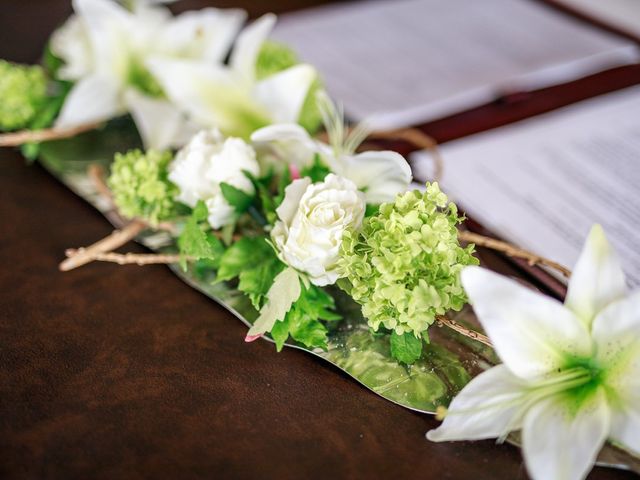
[1,1,638,479]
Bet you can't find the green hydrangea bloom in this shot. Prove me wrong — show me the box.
[338,183,479,337]
[256,41,300,79]
[0,60,47,131]
[108,149,178,226]
[255,41,323,134]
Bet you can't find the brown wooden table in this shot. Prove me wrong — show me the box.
[0,1,638,478]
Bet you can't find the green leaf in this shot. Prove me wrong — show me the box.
[192,200,209,222]
[288,312,328,350]
[220,182,254,213]
[300,154,331,183]
[43,42,64,77]
[270,317,290,352]
[178,201,222,269]
[275,166,292,208]
[247,267,301,337]
[296,285,342,322]
[21,77,72,161]
[244,169,278,225]
[390,331,423,365]
[267,284,338,351]
[238,257,284,309]
[365,203,380,217]
[217,236,273,282]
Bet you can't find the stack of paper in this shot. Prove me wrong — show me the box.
[273,0,640,128]
[411,85,640,286]
[554,0,640,39]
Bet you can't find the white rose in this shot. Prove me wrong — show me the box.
[272,174,365,286]
[169,129,260,229]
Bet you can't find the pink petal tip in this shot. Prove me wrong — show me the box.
[245,334,263,343]
[288,163,301,180]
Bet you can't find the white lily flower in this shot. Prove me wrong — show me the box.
[52,0,246,149]
[147,14,317,140]
[251,94,411,204]
[427,225,638,480]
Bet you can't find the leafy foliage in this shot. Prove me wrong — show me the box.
[244,168,290,225]
[339,183,479,341]
[178,201,224,269]
[390,331,423,364]
[300,154,331,183]
[217,236,285,309]
[220,182,254,213]
[247,267,301,338]
[270,284,341,351]
[108,148,178,226]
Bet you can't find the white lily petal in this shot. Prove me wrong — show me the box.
[251,123,313,145]
[461,266,592,380]
[251,123,318,168]
[275,178,312,225]
[125,90,197,150]
[593,290,640,363]
[73,0,130,30]
[592,291,640,448]
[131,0,174,17]
[565,224,627,328]
[73,0,135,82]
[522,387,610,480]
[163,8,246,63]
[50,15,93,81]
[253,64,316,124]
[338,150,412,204]
[610,400,640,456]
[230,13,276,83]
[54,75,123,129]
[148,58,270,137]
[147,58,234,127]
[426,365,527,442]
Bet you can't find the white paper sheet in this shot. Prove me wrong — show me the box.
[555,0,640,38]
[272,0,640,128]
[411,85,640,287]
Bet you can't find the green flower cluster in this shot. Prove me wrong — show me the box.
[108,149,178,226]
[0,60,48,131]
[255,40,323,134]
[338,183,478,337]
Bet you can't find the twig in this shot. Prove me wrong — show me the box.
[435,315,492,347]
[59,219,147,272]
[65,249,186,266]
[367,128,444,182]
[88,164,114,206]
[458,230,571,278]
[0,122,101,147]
